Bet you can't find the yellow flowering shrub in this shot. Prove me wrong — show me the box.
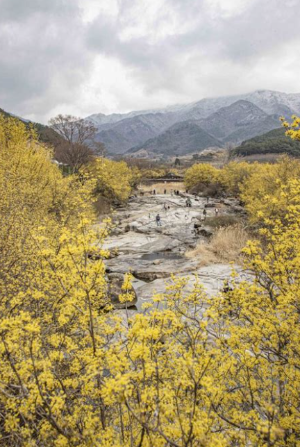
[87,158,136,203]
[0,116,114,445]
[218,161,256,195]
[240,156,300,224]
[184,163,219,190]
[281,114,300,141]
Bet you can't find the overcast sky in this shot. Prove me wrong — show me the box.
[0,0,299,123]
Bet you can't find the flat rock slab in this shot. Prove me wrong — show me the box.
[103,233,183,254]
[106,256,199,282]
[135,264,253,310]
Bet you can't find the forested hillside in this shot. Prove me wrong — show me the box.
[0,107,63,147]
[232,127,300,157]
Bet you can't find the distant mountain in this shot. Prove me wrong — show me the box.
[0,107,63,147]
[84,90,300,156]
[87,109,168,127]
[197,100,276,141]
[184,90,300,122]
[223,114,280,144]
[232,128,300,157]
[94,112,179,154]
[241,90,300,117]
[128,121,222,156]
[127,100,280,156]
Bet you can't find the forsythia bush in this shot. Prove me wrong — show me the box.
[218,161,256,195]
[281,114,300,141]
[2,114,300,445]
[184,163,219,190]
[240,156,300,224]
[0,116,114,446]
[87,158,136,203]
[139,168,167,179]
[184,154,300,227]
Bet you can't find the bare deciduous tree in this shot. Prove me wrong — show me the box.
[54,142,95,173]
[49,114,96,146]
[49,114,106,172]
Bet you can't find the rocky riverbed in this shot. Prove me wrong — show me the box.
[103,192,250,310]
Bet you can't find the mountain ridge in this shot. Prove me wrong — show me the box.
[87,90,299,156]
[196,100,270,140]
[87,90,300,127]
[128,121,222,156]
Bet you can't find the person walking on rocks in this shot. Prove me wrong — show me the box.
[186,198,192,208]
[203,208,207,220]
[215,207,219,217]
[223,280,234,316]
[156,214,162,226]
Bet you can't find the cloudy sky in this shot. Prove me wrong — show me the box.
[0,0,299,123]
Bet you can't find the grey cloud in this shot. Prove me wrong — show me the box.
[87,0,300,64]
[0,0,300,121]
[215,0,300,62]
[85,0,300,101]
[0,0,91,121]
[0,0,78,22]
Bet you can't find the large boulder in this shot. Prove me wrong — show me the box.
[195,226,214,237]
[231,205,247,215]
[132,270,171,282]
[107,273,137,309]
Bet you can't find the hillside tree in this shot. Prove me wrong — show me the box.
[49,114,105,172]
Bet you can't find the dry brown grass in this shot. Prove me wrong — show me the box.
[94,196,112,216]
[187,224,250,266]
[232,153,284,163]
[204,215,242,228]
